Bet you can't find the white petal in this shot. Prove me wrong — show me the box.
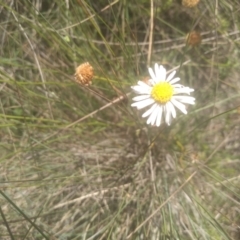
[166,71,176,82]
[131,85,151,94]
[147,106,159,125]
[174,87,194,95]
[154,63,161,80]
[183,87,194,93]
[158,65,166,82]
[166,101,176,118]
[148,67,157,82]
[171,99,187,114]
[165,106,171,125]
[172,84,183,88]
[150,106,160,125]
[132,95,151,101]
[131,98,155,109]
[173,96,195,104]
[169,77,180,84]
[137,81,152,89]
[155,105,163,127]
[142,103,158,118]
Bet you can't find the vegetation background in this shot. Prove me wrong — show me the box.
[0,0,240,239]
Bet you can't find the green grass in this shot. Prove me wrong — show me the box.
[0,0,240,239]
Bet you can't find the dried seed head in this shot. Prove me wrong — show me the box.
[182,0,200,8]
[186,31,202,46]
[74,62,94,86]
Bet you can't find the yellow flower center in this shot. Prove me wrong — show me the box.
[151,82,174,104]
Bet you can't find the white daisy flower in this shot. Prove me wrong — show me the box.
[131,63,195,127]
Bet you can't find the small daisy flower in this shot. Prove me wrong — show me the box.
[131,63,195,127]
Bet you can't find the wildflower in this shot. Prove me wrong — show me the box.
[131,64,195,127]
[74,62,94,86]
